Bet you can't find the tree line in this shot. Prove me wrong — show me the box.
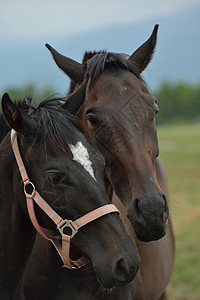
[1,81,200,124]
[154,81,200,124]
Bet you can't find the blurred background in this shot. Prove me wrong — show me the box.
[1,0,200,299]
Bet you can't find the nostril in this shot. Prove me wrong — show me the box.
[162,193,169,222]
[133,198,144,222]
[133,198,140,217]
[115,258,129,283]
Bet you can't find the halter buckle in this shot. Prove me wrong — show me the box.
[24,180,36,199]
[57,219,78,239]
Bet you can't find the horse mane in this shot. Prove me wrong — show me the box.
[28,97,83,151]
[0,96,83,152]
[82,50,142,88]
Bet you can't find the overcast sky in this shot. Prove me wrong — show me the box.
[1,0,200,93]
[1,0,200,40]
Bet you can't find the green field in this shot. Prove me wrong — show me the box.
[157,124,200,300]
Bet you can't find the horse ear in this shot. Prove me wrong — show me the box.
[62,81,87,115]
[128,24,159,73]
[2,93,36,135]
[45,44,85,84]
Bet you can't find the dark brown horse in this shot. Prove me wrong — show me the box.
[0,93,140,299]
[44,25,174,299]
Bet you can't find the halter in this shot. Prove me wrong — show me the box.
[10,129,119,269]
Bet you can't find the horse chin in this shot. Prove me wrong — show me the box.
[133,222,167,242]
[135,228,166,242]
[90,275,117,297]
[93,267,116,289]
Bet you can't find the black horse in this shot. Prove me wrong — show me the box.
[0,92,139,299]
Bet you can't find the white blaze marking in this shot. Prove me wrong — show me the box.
[69,141,97,181]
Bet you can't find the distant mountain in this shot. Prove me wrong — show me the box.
[1,4,200,96]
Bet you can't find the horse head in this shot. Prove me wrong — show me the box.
[46,25,169,242]
[1,92,139,289]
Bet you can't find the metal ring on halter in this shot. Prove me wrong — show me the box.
[71,261,82,270]
[57,219,78,239]
[71,261,84,270]
[24,181,36,199]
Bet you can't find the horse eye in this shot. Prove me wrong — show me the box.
[47,173,61,184]
[86,115,100,126]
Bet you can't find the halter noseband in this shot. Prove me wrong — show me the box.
[10,129,119,269]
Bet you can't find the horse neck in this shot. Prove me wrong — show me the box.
[0,134,36,297]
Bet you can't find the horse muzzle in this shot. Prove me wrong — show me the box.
[127,192,169,242]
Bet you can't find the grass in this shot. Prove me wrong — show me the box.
[157,123,200,300]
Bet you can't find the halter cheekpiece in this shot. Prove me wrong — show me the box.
[10,129,119,269]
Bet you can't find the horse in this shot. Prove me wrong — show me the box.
[43,24,174,299]
[0,92,140,299]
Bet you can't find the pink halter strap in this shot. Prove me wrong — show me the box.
[10,129,119,269]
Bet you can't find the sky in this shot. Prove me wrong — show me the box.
[1,0,199,40]
[1,0,200,94]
